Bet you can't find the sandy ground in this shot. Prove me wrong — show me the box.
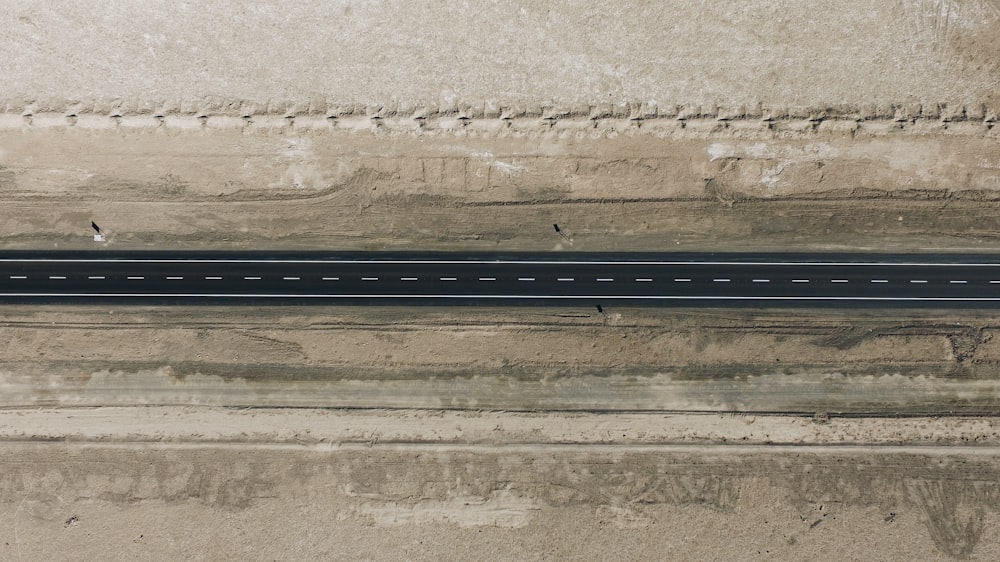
[0,121,998,253]
[1,408,999,560]
[6,442,1000,560]
[1,305,1000,414]
[1,0,998,110]
[1,304,999,559]
[1,1,1000,559]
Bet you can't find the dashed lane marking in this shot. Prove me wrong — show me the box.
[284,277,302,281]
[49,276,66,280]
[635,278,653,282]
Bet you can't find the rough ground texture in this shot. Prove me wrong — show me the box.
[2,120,1000,254]
[2,0,1000,560]
[1,0,999,110]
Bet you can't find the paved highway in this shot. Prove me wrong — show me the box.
[3,251,1000,306]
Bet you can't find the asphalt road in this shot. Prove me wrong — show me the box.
[3,251,1000,306]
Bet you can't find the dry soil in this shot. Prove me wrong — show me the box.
[1,1,999,560]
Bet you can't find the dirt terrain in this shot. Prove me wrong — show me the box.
[1,0,999,559]
[3,305,1000,415]
[1,117,999,254]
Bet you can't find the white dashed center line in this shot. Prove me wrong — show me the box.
[10,260,997,301]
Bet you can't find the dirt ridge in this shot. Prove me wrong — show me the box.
[5,98,1000,122]
[3,112,998,139]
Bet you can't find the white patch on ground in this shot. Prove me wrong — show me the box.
[723,142,840,161]
[275,138,327,189]
[761,162,790,188]
[280,138,312,160]
[712,142,842,191]
[745,143,772,159]
[707,143,736,161]
[471,150,525,177]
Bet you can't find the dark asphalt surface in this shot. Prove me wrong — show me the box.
[3,251,1000,306]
